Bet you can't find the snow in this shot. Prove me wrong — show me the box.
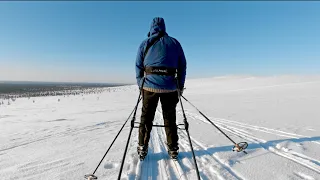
[1,75,320,180]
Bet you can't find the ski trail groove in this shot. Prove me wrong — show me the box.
[215,123,320,174]
[150,128,170,179]
[178,130,244,180]
[156,108,242,180]
[185,111,320,174]
[154,109,187,180]
[184,111,320,166]
[184,111,320,146]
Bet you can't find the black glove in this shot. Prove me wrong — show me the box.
[179,87,184,96]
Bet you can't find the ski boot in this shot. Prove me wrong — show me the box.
[137,145,148,161]
[167,145,179,160]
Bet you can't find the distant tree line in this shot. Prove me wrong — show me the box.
[0,87,105,99]
[0,82,131,100]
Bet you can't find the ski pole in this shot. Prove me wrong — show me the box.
[181,95,248,154]
[117,78,146,180]
[176,80,201,180]
[85,88,143,180]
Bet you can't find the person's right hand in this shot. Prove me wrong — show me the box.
[179,87,185,96]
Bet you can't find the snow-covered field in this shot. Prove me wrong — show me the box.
[1,75,320,180]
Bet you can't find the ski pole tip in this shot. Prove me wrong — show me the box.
[84,174,98,180]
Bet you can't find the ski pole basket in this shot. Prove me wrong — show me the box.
[181,95,249,155]
[232,142,248,154]
[84,174,98,180]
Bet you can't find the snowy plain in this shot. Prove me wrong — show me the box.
[0,75,319,180]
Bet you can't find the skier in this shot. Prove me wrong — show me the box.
[135,17,187,160]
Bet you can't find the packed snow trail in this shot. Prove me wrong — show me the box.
[126,108,195,180]
[122,107,247,180]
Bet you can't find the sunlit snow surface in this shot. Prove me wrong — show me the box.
[1,75,320,180]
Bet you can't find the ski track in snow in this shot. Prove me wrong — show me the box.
[124,104,320,179]
[132,109,190,180]
[183,111,320,175]
[0,124,105,153]
[129,108,246,180]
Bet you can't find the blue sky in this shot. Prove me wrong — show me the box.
[0,1,319,83]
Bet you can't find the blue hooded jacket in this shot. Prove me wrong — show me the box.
[135,17,187,92]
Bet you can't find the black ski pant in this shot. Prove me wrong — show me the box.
[138,89,179,148]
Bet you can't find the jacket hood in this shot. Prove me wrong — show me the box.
[147,17,167,37]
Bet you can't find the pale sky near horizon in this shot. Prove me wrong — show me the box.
[1,2,319,84]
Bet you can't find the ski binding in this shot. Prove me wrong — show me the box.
[170,154,178,161]
[168,150,179,161]
[139,154,146,161]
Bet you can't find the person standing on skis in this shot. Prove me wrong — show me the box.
[135,17,187,159]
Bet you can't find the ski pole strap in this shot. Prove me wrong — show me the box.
[144,66,177,76]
